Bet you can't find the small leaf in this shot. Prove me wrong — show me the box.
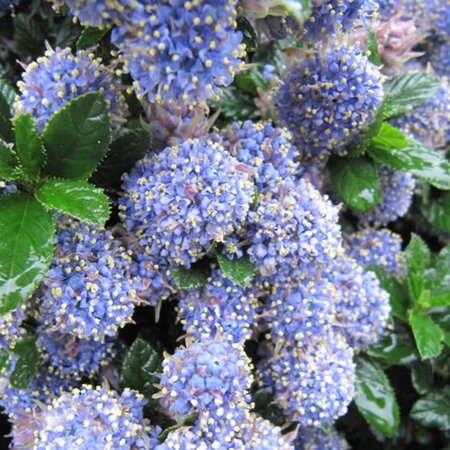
[14,14,45,58]
[370,122,409,150]
[251,387,286,427]
[0,142,18,180]
[120,338,162,403]
[0,79,17,109]
[42,92,111,180]
[172,264,210,289]
[14,114,45,179]
[367,28,381,65]
[236,69,270,95]
[409,310,443,359]
[35,179,110,226]
[328,156,380,211]
[0,87,13,143]
[209,86,256,122]
[278,0,311,23]
[411,361,433,395]
[216,253,256,288]
[429,309,450,347]
[0,193,55,314]
[406,234,430,303]
[425,244,450,307]
[422,191,450,233]
[383,72,441,119]
[367,329,418,365]
[355,356,400,437]
[76,26,109,50]
[10,336,39,389]
[410,387,450,430]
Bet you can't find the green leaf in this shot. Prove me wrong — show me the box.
[409,310,443,359]
[35,179,110,226]
[76,26,109,50]
[278,0,311,22]
[429,309,450,347]
[367,28,381,65]
[0,142,18,180]
[366,265,409,321]
[328,156,380,211]
[0,349,9,372]
[367,329,418,365]
[42,92,111,180]
[172,264,210,289]
[0,193,55,314]
[406,234,430,303]
[355,357,400,437]
[370,122,409,150]
[209,86,256,122]
[425,244,450,307]
[14,114,45,179]
[0,87,13,143]
[236,17,258,53]
[236,69,270,95]
[10,336,39,389]
[422,191,450,233]
[120,338,162,403]
[216,253,256,288]
[251,387,286,427]
[91,123,151,189]
[411,361,433,395]
[411,387,450,430]
[369,134,450,190]
[383,72,441,119]
[14,14,45,58]
[0,79,17,110]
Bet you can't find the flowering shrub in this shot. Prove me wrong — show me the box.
[0,0,449,449]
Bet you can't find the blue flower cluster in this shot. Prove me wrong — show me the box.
[275,46,384,160]
[111,0,245,105]
[295,427,350,450]
[345,228,405,276]
[120,138,254,268]
[0,304,26,351]
[356,167,415,226]
[16,47,128,132]
[177,267,258,343]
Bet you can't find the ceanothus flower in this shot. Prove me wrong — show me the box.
[34,385,152,450]
[248,178,342,278]
[275,46,384,160]
[345,228,405,276]
[219,120,300,192]
[177,267,259,343]
[303,0,378,41]
[0,304,26,351]
[427,41,450,78]
[262,334,355,427]
[120,138,254,268]
[295,427,350,450]
[356,167,415,226]
[157,338,253,420]
[37,219,137,341]
[330,256,390,349]
[111,0,245,105]
[391,79,450,151]
[16,47,128,132]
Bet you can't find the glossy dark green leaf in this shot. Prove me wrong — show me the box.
[172,265,210,289]
[409,310,443,359]
[0,193,55,314]
[406,234,430,303]
[0,142,17,180]
[367,329,418,365]
[0,86,13,143]
[236,69,270,95]
[0,79,17,110]
[14,114,45,179]
[236,17,258,52]
[367,28,381,65]
[216,253,256,288]
[422,191,450,233]
[76,26,109,50]
[429,309,450,347]
[42,92,111,180]
[278,0,311,22]
[120,338,162,403]
[411,361,433,395]
[328,156,381,211]
[92,123,151,189]
[366,265,410,321]
[355,357,400,437]
[425,244,450,307]
[14,14,45,58]
[209,86,256,122]
[383,72,441,119]
[10,336,39,389]
[251,387,286,427]
[35,179,110,226]
[411,387,450,430]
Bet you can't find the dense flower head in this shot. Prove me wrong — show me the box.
[111,0,245,105]
[157,338,253,419]
[33,385,151,450]
[0,304,26,351]
[120,138,254,268]
[345,228,405,276]
[391,79,450,151]
[356,167,415,226]
[427,41,450,78]
[219,120,300,191]
[330,256,391,348]
[262,334,355,427]
[36,328,116,380]
[248,178,342,278]
[16,47,128,133]
[177,267,259,343]
[303,0,378,41]
[275,46,384,160]
[295,427,350,450]
[38,219,137,340]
